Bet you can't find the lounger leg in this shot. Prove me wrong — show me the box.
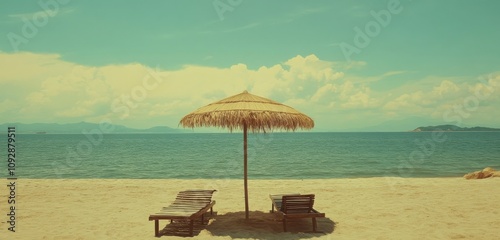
[312,217,317,232]
[283,218,287,232]
[154,220,159,237]
[210,207,213,215]
[271,203,274,213]
[189,219,194,237]
[201,213,205,224]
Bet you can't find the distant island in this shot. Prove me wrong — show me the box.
[411,124,500,132]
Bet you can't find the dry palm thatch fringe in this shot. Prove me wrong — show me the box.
[180,110,314,132]
[179,91,314,133]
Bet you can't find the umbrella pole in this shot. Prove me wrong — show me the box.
[244,123,249,219]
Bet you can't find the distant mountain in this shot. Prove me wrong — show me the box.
[337,116,442,132]
[411,124,500,132]
[0,122,187,134]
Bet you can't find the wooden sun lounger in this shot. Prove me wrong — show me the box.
[270,193,325,232]
[269,193,301,213]
[149,190,216,237]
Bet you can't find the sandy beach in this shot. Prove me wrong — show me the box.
[1,177,499,240]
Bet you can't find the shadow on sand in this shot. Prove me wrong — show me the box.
[206,211,336,239]
[157,212,215,237]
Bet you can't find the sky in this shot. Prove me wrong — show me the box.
[0,0,499,132]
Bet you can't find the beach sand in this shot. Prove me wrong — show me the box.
[1,178,499,239]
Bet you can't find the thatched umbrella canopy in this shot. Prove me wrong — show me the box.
[180,90,314,219]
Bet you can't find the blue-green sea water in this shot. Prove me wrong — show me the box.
[4,132,500,179]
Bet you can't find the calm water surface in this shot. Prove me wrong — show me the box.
[5,132,500,179]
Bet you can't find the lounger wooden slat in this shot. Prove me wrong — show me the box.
[270,194,325,232]
[269,193,300,213]
[149,190,216,237]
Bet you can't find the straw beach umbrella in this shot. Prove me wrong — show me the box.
[179,90,314,219]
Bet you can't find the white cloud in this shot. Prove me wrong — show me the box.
[1,51,499,130]
[381,74,500,127]
[382,71,406,77]
[223,22,261,33]
[0,99,17,113]
[431,80,460,98]
[283,54,344,82]
[383,91,423,111]
[8,7,75,21]
[311,84,336,103]
[341,86,378,109]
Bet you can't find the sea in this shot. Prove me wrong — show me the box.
[4,132,500,179]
